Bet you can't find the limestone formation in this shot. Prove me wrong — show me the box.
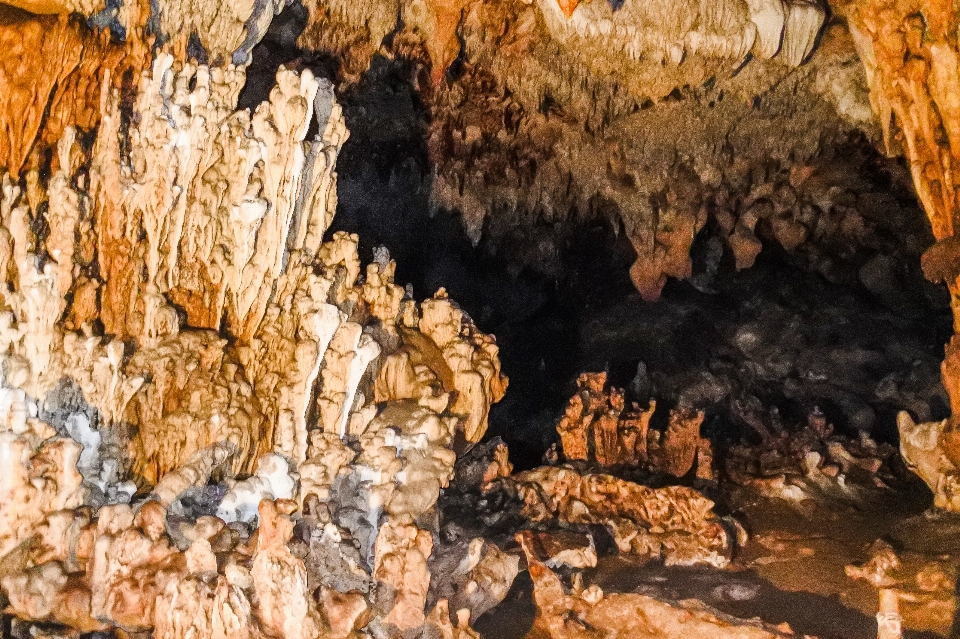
[0,21,511,636]
[897,411,960,510]
[5,0,960,635]
[428,537,521,622]
[556,372,654,466]
[514,466,732,567]
[0,8,147,179]
[846,539,957,635]
[0,404,84,558]
[839,0,960,503]
[555,372,712,477]
[724,406,897,502]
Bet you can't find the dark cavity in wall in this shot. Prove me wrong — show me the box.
[241,25,954,471]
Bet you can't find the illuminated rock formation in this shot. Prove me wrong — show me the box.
[0,404,85,559]
[295,0,874,303]
[0,17,510,632]
[4,0,960,634]
[846,539,956,635]
[514,466,732,567]
[556,372,653,465]
[556,372,712,477]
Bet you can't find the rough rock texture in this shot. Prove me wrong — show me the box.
[0,6,148,179]
[266,1,960,491]
[556,372,654,467]
[831,0,960,507]
[897,411,960,510]
[0,20,511,635]
[298,0,881,302]
[519,530,790,639]
[514,466,732,567]
[0,46,507,487]
[844,537,956,635]
[7,0,960,635]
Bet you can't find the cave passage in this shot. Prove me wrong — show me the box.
[316,47,954,472]
[235,2,952,474]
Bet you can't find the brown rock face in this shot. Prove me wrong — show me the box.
[0,6,147,179]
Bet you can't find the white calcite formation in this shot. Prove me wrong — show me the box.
[0,37,511,637]
[536,0,825,68]
[897,411,960,511]
[217,453,297,523]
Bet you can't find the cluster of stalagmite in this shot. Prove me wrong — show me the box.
[556,372,713,478]
[0,13,516,630]
[296,0,960,520]
[7,0,960,636]
[0,1,787,636]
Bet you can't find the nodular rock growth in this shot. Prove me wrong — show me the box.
[2,0,960,638]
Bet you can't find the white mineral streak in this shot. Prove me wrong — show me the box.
[217,453,296,523]
[536,0,824,68]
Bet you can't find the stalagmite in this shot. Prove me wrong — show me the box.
[0,12,509,633]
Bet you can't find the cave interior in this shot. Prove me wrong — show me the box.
[1,0,960,638]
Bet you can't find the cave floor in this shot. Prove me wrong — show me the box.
[727,483,955,637]
[474,479,957,639]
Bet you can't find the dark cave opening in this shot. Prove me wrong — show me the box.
[322,54,954,477]
[239,7,954,479]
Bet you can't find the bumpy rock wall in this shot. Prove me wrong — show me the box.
[299,0,878,301]
[0,0,517,632]
[831,0,960,508]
